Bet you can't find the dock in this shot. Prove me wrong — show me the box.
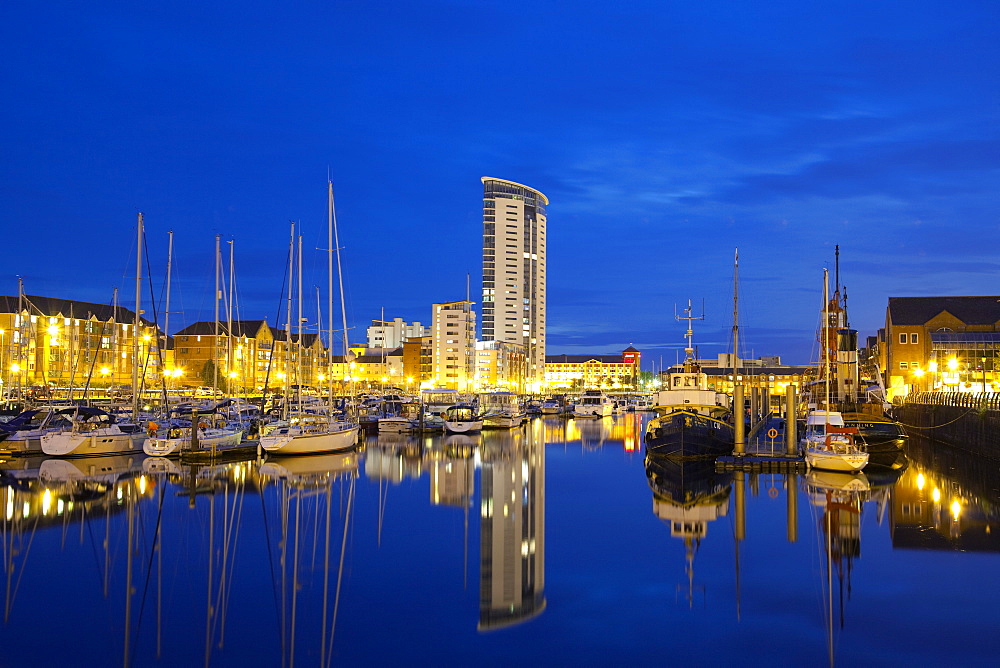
[716,416,807,472]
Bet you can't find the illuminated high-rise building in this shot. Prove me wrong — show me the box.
[480,177,547,390]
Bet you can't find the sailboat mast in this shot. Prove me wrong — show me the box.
[297,234,303,408]
[823,269,830,412]
[331,185,348,359]
[164,231,173,371]
[328,181,335,403]
[731,248,740,376]
[132,213,143,420]
[285,222,295,417]
[214,234,221,394]
[228,239,235,392]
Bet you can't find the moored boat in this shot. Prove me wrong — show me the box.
[479,391,525,429]
[573,390,614,418]
[40,406,144,457]
[442,403,483,434]
[644,302,733,459]
[258,414,359,455]
[800,410,869,473]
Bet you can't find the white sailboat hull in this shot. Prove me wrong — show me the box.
[143,428,244,457]
[804,447,869,473]
[40,430,144,457]
[259,424,359,455]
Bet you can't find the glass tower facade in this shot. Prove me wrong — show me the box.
[481,177,547,388]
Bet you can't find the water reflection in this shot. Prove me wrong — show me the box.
[1,420,999,665]
[645,456,732,606]
[804,470,869,668]
[540,412,644,451]
[259,453,358,668]
[891,435,1000,551]
[478,426,545,630]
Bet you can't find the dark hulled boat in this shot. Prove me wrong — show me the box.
[643,301,733,459]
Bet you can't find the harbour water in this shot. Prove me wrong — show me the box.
[1,414,997,666]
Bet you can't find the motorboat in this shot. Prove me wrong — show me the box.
[573,390,613,418]
[479,391,525,429]
[442,403,483,434]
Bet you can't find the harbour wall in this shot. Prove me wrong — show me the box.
[896,399,1000,459]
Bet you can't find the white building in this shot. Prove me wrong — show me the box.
[431,300,476,391]
[367,317,425,349]
[481,177,547,391]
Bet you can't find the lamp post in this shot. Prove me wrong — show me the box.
[983,357,988,393]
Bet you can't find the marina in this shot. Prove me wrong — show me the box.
[1,413,997,666]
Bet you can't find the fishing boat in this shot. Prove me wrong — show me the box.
[442,403,483,434]
[572,390,613,418]
[644,301,733,459]
[40,406,144,457]
[478,391,525,429]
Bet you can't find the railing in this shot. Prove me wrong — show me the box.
[903,391,1000,411]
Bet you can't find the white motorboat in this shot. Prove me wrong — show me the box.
[442,403,483,434]
[573,390,614,418]
[478,391,525,429]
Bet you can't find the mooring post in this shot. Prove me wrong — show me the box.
[735,471,746,541]
[786,471,798,543]
[785,386,797,456]
[734,384,745,454]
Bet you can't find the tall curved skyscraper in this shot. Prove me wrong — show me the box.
[480,177,547,390]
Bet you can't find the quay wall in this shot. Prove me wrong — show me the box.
[897,397,1000,459]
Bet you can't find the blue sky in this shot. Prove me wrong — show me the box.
[2,0,998,366]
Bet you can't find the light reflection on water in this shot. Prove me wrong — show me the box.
[1,414,998,666]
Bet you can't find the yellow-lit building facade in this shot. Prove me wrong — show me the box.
[544,349,640,391]
[172,320,351,393]
[0,294,165,395]
[881,296,1000,399]
[476,340,527,393]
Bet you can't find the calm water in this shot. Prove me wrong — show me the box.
[2,414,998,667]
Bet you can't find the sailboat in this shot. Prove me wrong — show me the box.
[42,215,149,458]
[260,182,359,456]
[800,270,869,473]
[644,301,733,459]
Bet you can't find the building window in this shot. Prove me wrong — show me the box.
[899,361,908,369]
[899,333,907,344]
[910,333,918,344]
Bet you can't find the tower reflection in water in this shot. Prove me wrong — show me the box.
[478,422,546,630]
